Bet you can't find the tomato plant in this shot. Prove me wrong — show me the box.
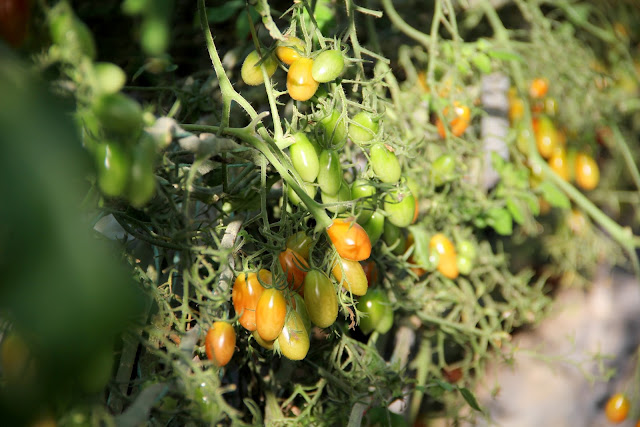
[605,393,630,424]
[255,288,287,341]
[287,57,319,101]
[205,322,236,367]
[321,180,351,213]
[331,256,368,296]
[575,152,600,190]
[303,269,338,328]
[327,218,372,261]
[370,143,401,183]
[279,248,309,292]
[351,178,377,223]
[241,50,277,86]
[311,49,345,82]
[288,181,316,206]
[278,311,310,360]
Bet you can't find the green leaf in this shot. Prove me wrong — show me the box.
[487,208,513,235]
[408,226,432,270]
[538,181,570,209]
[206,1,243,23]
[434,379,455,392]
[521,191,540,216]
[458,387,482,411]
[487,50,524,62]
[506,198,525,225]
[490,151,506,173]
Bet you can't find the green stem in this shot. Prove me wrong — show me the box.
[181,124,333,229]
[408,337,431,425]
[610,123,640,192]
[380,0,430,51]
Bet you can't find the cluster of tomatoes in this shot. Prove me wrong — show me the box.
[241,35,345,101]
[510,78,600,192]
[205,219,377,365]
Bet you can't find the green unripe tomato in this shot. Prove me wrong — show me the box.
[311,50,345,83]
[49,2,96,59]
[383,188,416,228]
[288,181,316,206]
[456,255,473,275]
[358,289,393,334]
[141,15,168,56]
[92,93,144,140]
[127,137,156,208]
[457,240,476,261]
[351,178,377,223]
[93,62,126,95]
[370,143,401,183]
[95,142,131,197]
[349,111,379,144]
[471,52,492,74]
[303,269,338,328]
[292,294,312,336]
[278,311,310,360]
[289,133,320,182]
[319,109,348,148]
[431,153,456,186]
[358,210,384,246]
[317,149,342,196]
[241,50,278,86]
[321,180,351,213]
[383,221,406,255]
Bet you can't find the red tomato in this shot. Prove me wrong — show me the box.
[0,0,30,47]
[255,288,287,341]
[232,270,270,331]
[205,322,236,367]
[279,248,309,292]
[605,393,630,424]
[327,218,372,261]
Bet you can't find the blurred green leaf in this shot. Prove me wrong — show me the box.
[538,181,570,209]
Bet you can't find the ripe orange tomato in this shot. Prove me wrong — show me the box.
[279,248,309,292]
[278,311,310,360]
[205,322,236,367]
[509,96,525,124]
[436,102,471,138]
[276,36,305,65]
[255,288,287,341]
[232,270,271,331]
[252,330,274,350]
[575,152,599,190]
[429,233,459,279]
[331,257,368,296]
[534,116,559,159]
[529,77,549,98]
[548,147,569,181]
[327,218,372,261]
[287,58,319,101]
[605,393,630,424]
